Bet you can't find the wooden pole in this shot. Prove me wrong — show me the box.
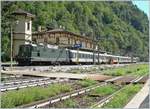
[10,24,13,70]
[92,31,95,65]
[77,48,79,64]
[98,43,100,64]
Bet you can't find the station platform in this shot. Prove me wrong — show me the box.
[1,70,111,81]
[124,79,149,108]
[140,94,149,108]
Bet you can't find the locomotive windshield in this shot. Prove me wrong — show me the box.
[18,45,31,57]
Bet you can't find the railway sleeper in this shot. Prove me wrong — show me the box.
[20,83,106,108]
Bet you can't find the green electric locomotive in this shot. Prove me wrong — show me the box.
[16,44,70,65]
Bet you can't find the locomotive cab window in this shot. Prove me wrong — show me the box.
[37,50,40,57]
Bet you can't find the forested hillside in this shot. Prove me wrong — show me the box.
[1,1,149,61]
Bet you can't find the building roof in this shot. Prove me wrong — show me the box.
[12,9,35,18]
[33,29,94,42]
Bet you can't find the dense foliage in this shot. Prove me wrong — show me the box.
[1,1,149,61]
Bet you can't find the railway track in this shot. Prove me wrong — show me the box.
[105,75,148,85]
[1,77,51,86]
[21,75,148,108]
[1,78,69,92]
[91,84,130,108]
[2,75,22,79]
[1,74,146,108]
[1,74,147,92]
[91,75,149,108]
[19,82,107,108]
[133,75,149,84]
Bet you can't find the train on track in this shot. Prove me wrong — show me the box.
[15,44,138,65]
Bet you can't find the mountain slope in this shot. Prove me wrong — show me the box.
[1,1,149,61]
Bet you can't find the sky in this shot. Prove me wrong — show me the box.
[132,0,149,17]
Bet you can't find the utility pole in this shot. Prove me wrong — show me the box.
[92,31,95,65]
[77,47,79,64]
[96,36,100,65]
[10,24,13,70]
[98,43,100,64]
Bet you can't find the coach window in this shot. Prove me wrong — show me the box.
[74,53,76,58]
[70,52,73,58]
[82,54,84,58]
[73,53,74,58]
[85,54,87,58]
[81,54,83,58]
[79,54,81,58]
[86,54,88,58]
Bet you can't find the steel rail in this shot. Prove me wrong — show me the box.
[91,76,142,108]
[1,77,51,86]
[133,74,149,83]
[1,75,22,79]
[19,82,107,108]
[1,79,69,92]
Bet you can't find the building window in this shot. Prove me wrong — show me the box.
[33,38,37,43]
[56,37,59,44]
[68,38,70,44]
[27,22,30,30]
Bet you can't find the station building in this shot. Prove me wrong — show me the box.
[32,29,95,50]
[12,9,97,57]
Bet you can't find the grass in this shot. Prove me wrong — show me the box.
[1,83,72,108]
[103,64,148,76]
[89,84,118,96]
[53,84,119,108]
[77,79,98,87]
[68,68,82,74]
[1,79,98,108]
[68,64,148,76]
[102,84,142,108]
[51,84,141,108]
[67,68,93,74]
[59,99,77,108]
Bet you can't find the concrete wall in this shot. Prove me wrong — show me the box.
[13,39,25,57]
[13,15,32,57]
